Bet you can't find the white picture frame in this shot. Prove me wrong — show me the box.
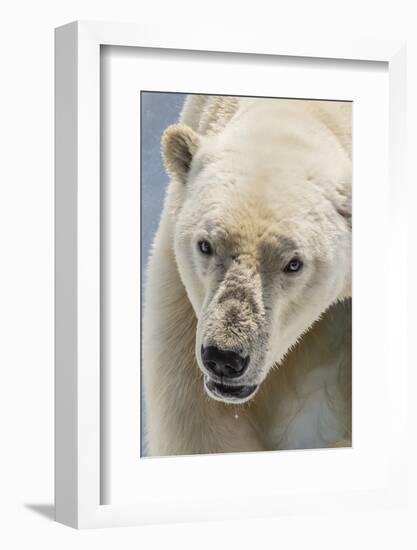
[55,21,407,529]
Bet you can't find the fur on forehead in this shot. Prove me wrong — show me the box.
[177,191,340,266]
[163,112,352,229]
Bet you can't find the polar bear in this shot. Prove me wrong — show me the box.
[143,95,352,456]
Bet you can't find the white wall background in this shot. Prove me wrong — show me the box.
[0,1,416,548]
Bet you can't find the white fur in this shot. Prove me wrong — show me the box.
[143,95,352,456]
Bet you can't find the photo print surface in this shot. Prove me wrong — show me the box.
[141,92,352,457]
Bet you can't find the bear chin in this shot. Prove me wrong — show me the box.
[204,375,259,404]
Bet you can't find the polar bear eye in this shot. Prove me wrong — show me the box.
[284,258,303,273]
[198,240,213,255]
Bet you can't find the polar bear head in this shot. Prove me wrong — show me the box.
[162,99,351,404]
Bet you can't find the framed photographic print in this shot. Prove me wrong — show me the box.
[139,90,353,459]
[55,21,407,528]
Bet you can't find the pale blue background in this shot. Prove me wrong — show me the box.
[141,92,186,455]
[141,92,186,284]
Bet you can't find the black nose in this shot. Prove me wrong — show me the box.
[201,346,249,378]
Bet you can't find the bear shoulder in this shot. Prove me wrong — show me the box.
[180,94,240,136]
[305,100,352,158]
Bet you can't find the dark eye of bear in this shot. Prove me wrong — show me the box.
[198,240,212,255]
[284,258,303,273]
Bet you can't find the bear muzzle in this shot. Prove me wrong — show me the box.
[201,345,249,379]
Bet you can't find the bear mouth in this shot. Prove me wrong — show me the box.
[204,375,258,404]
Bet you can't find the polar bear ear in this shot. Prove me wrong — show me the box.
[161,124,201,184]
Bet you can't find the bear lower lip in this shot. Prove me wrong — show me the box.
[204,376,258,403]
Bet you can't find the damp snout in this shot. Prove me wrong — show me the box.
[201,345,249,379]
